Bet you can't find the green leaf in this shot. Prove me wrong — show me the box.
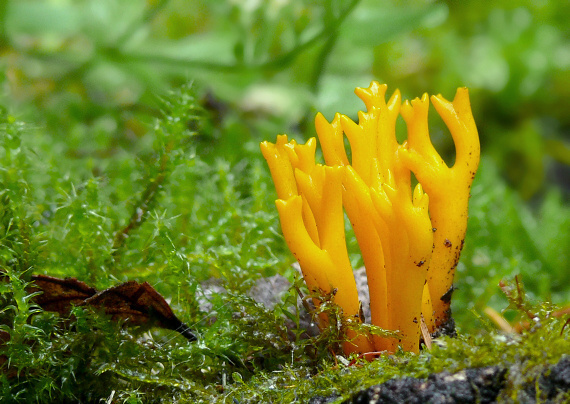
[133,32,238,66]
[341,3,448,46]
[6,2,81,35]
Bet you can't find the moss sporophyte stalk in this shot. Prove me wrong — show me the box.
[261,82,480,356]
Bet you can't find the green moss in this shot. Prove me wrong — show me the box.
[221,312,570,403]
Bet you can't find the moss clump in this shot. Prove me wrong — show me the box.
[222,308,570,403]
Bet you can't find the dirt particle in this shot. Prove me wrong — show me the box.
[441,285,455,303]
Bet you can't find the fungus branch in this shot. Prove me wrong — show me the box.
[261,136,373,354]
[319,82,433,353]
[399,88,480,330]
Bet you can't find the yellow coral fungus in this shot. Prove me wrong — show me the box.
[399,88,480,330]
[260,137,373,354]
[261,82,479,356]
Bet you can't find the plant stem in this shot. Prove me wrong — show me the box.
[111,141,173,257]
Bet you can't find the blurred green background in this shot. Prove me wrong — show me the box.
[1,0,569,328]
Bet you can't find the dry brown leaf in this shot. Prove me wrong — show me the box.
[28,275,197,341]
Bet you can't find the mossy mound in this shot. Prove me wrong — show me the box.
[344,356,570,403]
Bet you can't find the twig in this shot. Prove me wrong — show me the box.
[498,275,535,320]
[483,307,515,333]
[562,318,570,336]
[420,315,433,350]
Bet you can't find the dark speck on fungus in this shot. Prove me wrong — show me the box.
[440,285,455,303]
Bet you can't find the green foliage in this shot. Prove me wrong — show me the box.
[373,2,570,198]
[0,0,568,402]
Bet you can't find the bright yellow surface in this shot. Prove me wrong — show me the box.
[399,88,480,330]
[261,81,479,356]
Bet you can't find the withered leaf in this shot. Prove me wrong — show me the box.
[28,275,196,341]
[81,281,197,341]
[29,275,97,315]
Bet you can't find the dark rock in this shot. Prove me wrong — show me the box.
[343,356,570,404]
[432,315,457,339]
[308,394,339,403]
[344,366,506,404]
[539,355,570,399]
[519,355,570,402]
